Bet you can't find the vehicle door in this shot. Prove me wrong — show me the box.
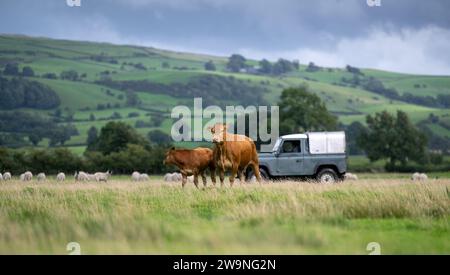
[276,139,304,176]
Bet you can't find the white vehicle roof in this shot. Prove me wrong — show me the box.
[281,134,307,139]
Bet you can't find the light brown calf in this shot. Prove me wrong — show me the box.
[163,147,216,188]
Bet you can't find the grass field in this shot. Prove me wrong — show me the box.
[0,178,449,254]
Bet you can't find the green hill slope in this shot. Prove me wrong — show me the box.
[1,34,449,153]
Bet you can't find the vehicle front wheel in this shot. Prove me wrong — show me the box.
[247,168,269,182]
[316,168,338,184]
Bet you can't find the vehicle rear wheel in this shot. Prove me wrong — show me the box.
[316,168,338,184]
[259,169,269,181]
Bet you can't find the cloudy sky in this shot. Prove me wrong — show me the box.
[1,0,450,75]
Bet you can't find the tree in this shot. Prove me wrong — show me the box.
[272,62,284,75]
[147,129,172,145]
[274,59,294,75]
[60,70,79,81]
[305,62,321,72]
[126,90,141,106]
[359,111,427,168]
[86,126,98,150]
[150,115,164,127]
[49,127,72,146]
[3,63,19,76]
[110,112,122,119]
[343,121,367,155]
[87,121,149,155]
[437,94,450,108]
[42,73,58,79]
[278,86,337,134]
[204,60,216,71]
[28,133,42,146]
[0,77,60,110]
[226,54,246,72]
[0,111,75,147]
[346,65,363,75]
[89,113,96,121]
[54,109,62,118]
[162,61,170,69]
[259,59,272,74]
[22,66,35,77]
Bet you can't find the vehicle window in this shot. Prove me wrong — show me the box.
[281,140,301,153]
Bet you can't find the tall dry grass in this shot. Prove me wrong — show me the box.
[0,178,449,254]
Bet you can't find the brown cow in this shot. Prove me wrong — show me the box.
[209,123,262,187]
[163,147,216,188]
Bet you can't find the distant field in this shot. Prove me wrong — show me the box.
[36,78,126,110]
[0,179,448,254]
[384,76,450,97]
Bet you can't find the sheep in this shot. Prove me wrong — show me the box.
[173,172,182,181]
[164,172,183,182]
[75,171,89,181]
[75,171,96,181]
[20,172,33,182]
[94,171,112,182]
[411,172,428,181]
[344,173,358,181]
[56,172,66,182]
[22,171,33,181]
[0,173,3,181]
[164,173,172,182]
[87,173,97,181]
[131,171,141,182]
[419,173,428,181]
[37,173,46,181]
[3,172,11,181]
[139,173,149,181]
[411,172,428,182]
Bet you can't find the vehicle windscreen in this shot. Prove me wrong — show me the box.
[272,138,282,152]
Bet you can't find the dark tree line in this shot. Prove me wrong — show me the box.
[305,62,321,72]
[0,147,83,175]
[0,121,173,175]
[0,111,78,147]
[84,122,172,174]
[0,77,60,109]
[3,63,35,77]
[0,145,171,175]
[225,54,299,75]
[259,58,299,75]
[90,54,118,64]
[345,65,364,75]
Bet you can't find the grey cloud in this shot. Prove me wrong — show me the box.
[0,0,449,74]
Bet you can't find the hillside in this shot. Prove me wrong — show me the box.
[1,34,450,154]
